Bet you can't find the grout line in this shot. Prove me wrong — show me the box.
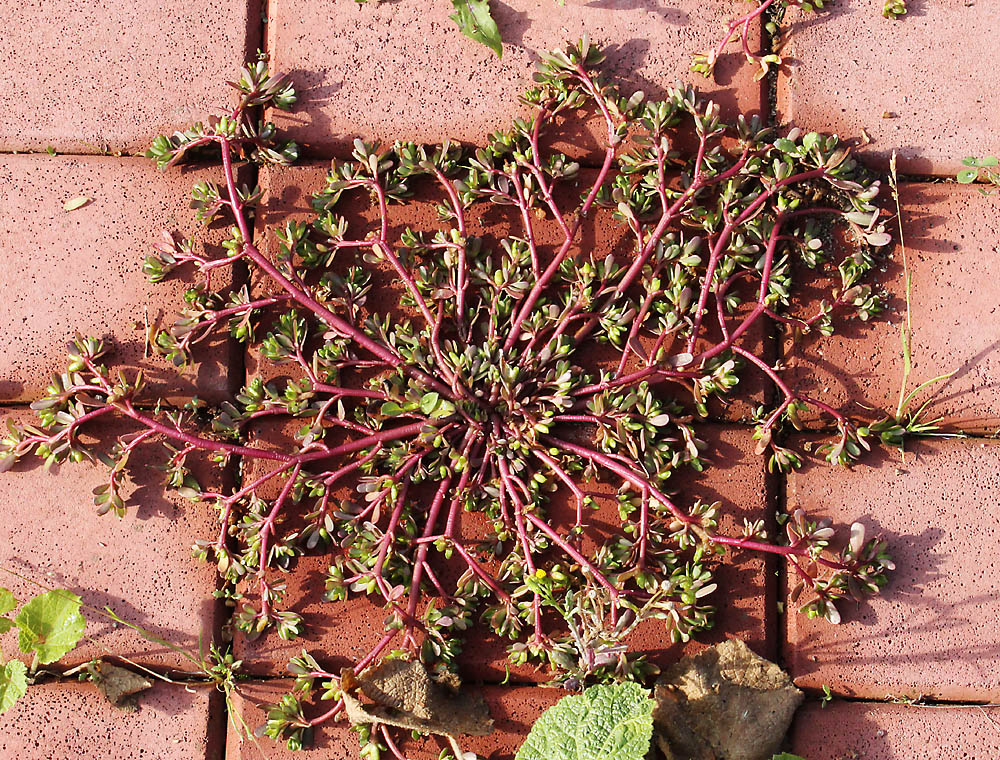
[764,3,788,672]
[0,148,971,186]
[763,1,780,127]
[214,1,270,756]
[802,692,1000,709]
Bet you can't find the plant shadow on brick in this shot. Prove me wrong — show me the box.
[1,41,916,756]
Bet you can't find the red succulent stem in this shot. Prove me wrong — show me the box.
[544,435,693,526]
[709,533,850,572]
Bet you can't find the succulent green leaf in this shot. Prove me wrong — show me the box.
[420,391,441,415]
[14,590,86,665]
[773,138,798,155]
[0,660,27,714]
[0,588,17,616]
[449,0,503,58]
[380,401,406,417]
[515,682,654,760]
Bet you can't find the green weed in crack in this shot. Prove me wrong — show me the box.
[3,42,904,754]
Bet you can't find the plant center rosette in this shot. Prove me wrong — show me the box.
[2,40,898,752]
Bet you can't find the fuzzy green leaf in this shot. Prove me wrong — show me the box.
[449,0,503,58]
[0,660,27,714]
[515,682,654,760]
[14,590,86,665]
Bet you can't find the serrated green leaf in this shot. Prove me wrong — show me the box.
[449,0,503,58]
[14,590,86,665]
[0,588,16,616]
[0,660,27,713]
[515,682,654,760]
[0,620,13,634]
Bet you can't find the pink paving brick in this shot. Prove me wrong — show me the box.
[265,0,763,161]
[785,183,1000,435]
[0,408,227,671]
[232,422,774,681]
[0,155,243,405]
[226,680,563,760]
[776,1,1000,175]
[784,436,1000,702]
[790,700,1000,760]
[0,681,222,759]
[0,0,260,155]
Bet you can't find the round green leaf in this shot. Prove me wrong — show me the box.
[957,168,979,184]
[14,590,86,665]
[0,660,28,714]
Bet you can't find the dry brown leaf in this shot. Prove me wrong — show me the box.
[88,660,153,712]
[342,659,492,738]
[653,639,803,760]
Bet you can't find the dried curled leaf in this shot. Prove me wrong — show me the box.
[653,639,803,760]
[342,658,492,738]
[88,660,153,712]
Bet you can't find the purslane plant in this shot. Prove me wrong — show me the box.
[2,43,900,752]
